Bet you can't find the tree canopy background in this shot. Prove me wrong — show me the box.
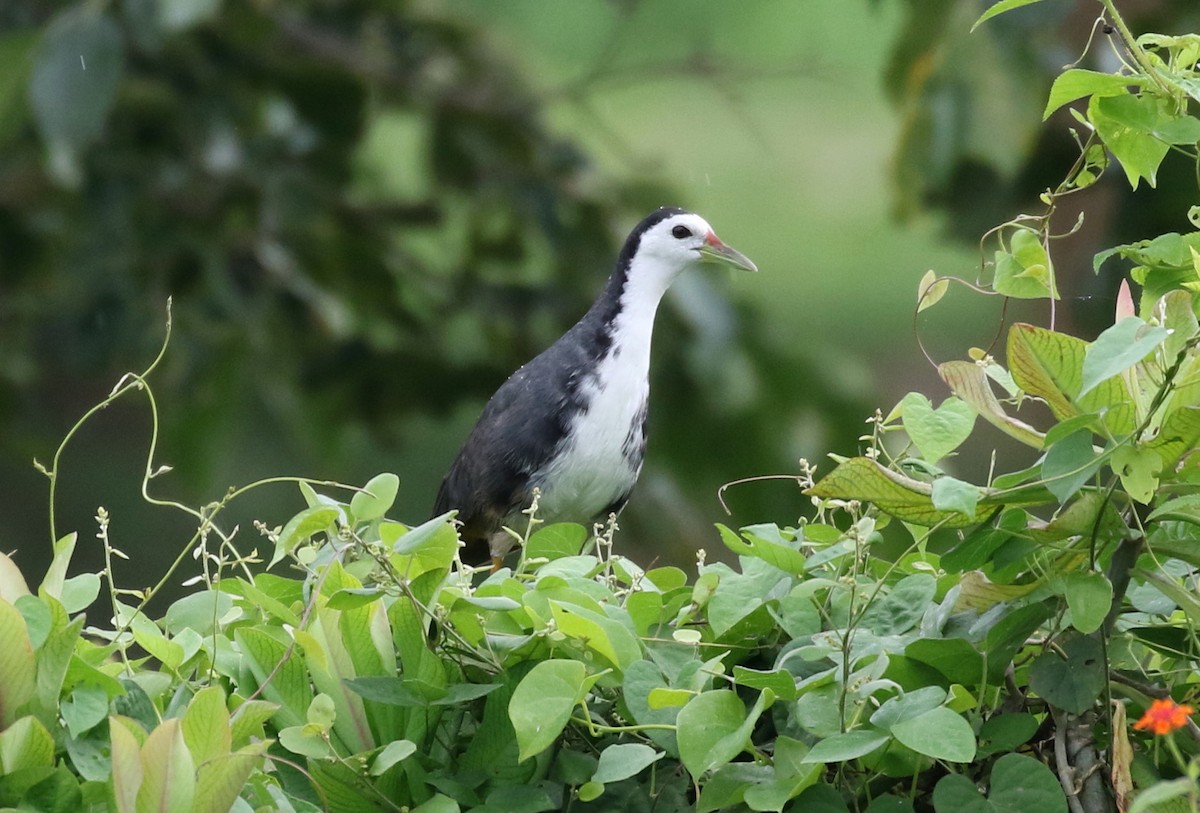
[2,0,1195,593]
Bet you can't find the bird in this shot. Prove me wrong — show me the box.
[433,207,757,570]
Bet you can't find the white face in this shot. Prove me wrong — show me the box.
[637,213,719,270]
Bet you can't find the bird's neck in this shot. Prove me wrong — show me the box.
[590,254,680,362]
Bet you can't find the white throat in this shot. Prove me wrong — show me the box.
[533,254,682,521]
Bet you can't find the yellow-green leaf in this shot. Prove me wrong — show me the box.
[940,360,1045,449]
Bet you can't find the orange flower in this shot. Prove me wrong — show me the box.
[1133,699,1194,736]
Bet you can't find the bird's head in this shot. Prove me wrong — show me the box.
[624,208,757,290]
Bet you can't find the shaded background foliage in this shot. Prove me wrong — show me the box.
[1,0,1196,591]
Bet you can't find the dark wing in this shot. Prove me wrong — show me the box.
[432,342,588,539]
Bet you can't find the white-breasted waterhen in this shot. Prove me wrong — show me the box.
[433,207,757,569]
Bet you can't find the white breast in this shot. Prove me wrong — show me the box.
[534,282,661,523]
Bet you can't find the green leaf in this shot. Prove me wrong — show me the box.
[1110,445,1162,504]
[40,532,77,601]
[508,660,587,761]
[110,717,143,813]
[136,719,196,813]
[370,739,416,776]
[1041,429,1104,504]
[526,523,587,561]
[0,714,54,773]
[890,707,976,763]
[1028,635,1105,714]
[1089,94,1171,189]
[271,506,340,568]
[931,476,980,518]
[800,729,890,764]
[381,513,459,577]
[548,600,641,669]
[940,361,1045,449]
[904,638,984,686]
[1044,70,1144,119]
[717,524,806,575]
[978,713,1040,758]
[971,0,1049,31]
[182,686,231,766]
[917,271,949,312]
[350,473,399,522]
[808,457,990,528]
[678,689,771,776]
[869,687,947,731]
[1080,317,1169,397]
[989,752,1068,813]
[591,743,665,784]
[191,743,270,813]
[899,393,976,464]
[1147,406,1200,468]
[29,8,124,156]
[0,599,36,727]
[1060,572,1113,635]
[861,574,937,636]
[61,683,109,738]
[733,666,799,702]
[994,230,1057,299]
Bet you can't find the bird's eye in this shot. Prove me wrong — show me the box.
[672,225,692,239]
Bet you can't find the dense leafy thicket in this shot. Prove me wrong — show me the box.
[3,1,1200,812]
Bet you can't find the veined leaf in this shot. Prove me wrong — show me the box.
[940,360,1045,448]
[1044,70,1144,119]
[1079,316,1169,397]
[508,659,588,761]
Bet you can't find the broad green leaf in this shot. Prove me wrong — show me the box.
[129,612,184,670]
[931,476,980,518]
[732,666,798,702]
[994,230,1056,299]
[1110,445,1162,504]
[1028,636,1105,714]
[271,506,340,568]
[1147,406,1200,468]
[899,393,976,464]
[0,714,54,772]
[904,638,984,686]
[40,532,77,600]
[350,473,399,522]
[977,713,1040,758]
[861,574,937,636]
[36,613,83,713]
[1007,323,1135,436]
[1060,572,1112,634]
[591,743,664,784]
[110,717,143,813]
[1041,429,1104,503]
[1089,94,1170,189]
[891,707,976,763]
[508,659,587,761]
[1043,70,1144,119]
[0,599,36,727]
[1079,317,1169,397]
[381,513,459,577]
[989,752,1068,813]
[800,729,890,764]
[678,688,772,776]
[808,457,990,528]
[61,683,109,738]
[278,725,334,759]
[136,719,195,813]
[191,742,269,813]
[370,739,416,775]
[411,795,460,813]
[526,523,587,561]
[182,686,231,766]
[234,628,310,729]
[548,601,640,669]
[939,361,1045,449]
[870,687,947,731]
[971,0,1049,31]
[717,524,806,575]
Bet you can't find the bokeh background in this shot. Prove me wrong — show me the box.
[2,0,1196,602]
